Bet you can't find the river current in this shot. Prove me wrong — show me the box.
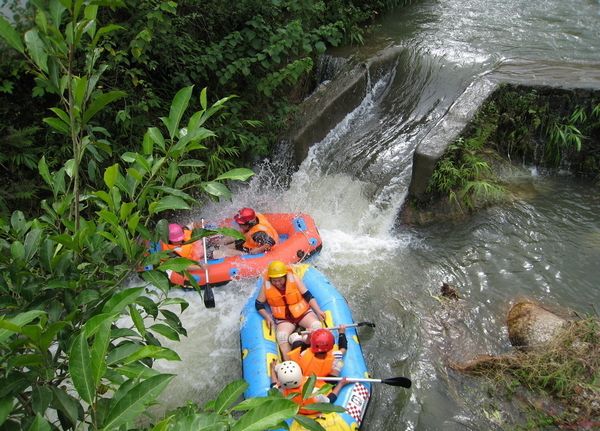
[154,1,600,429]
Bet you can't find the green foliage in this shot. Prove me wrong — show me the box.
[428,128,507,212]
[0,2,300,430]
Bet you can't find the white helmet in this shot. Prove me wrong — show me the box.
[275,361,302,389]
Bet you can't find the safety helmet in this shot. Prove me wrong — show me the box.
[234,207,256,224]
[310,328,335,353]
[275,361,302,389]
[267,260,288,279]
[168,223,184,242]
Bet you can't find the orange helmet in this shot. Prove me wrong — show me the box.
[310,329,335,353]
[234,207,256,224]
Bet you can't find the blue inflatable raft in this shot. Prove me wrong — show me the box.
[240,264,372,430]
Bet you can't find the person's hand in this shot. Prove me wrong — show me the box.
[266,316,275,332]
[270,359,278,372]
[338,377,349,387]
[338,324,346,334]
[316,309,327,322]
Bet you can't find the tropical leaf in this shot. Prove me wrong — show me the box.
[157,257,198,272]
[0,16,24,53]
[83,90,126,123]
[24,29,48,73]
[292,415,325,431]
[162,86,193,139]
[141,270,170,295]
[101,287,143,314]
[214,168,254,182]
[149,196,191,214]
[201,181,231,199]
[213,380,248,415]
[69,333,96,403]
[230,399,298,431]
[120,345,181,364]
[101,374,174,430]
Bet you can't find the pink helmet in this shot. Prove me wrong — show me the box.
[234,207,256,225]
[168,223,184,242]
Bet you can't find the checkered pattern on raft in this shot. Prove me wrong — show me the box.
[345,383,370,424]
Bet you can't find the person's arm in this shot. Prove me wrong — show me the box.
[269,360,279,388]
[326,377,348,403]
[256,284,275,330]
[247,232,276,255]
[297,279,326,321]
[337,325,347,354]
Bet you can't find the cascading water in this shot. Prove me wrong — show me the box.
[154,0,600,429]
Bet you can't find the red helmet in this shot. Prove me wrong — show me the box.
[234,207,256,224]
[310,329,335,353]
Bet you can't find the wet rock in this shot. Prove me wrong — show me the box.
[441,282,460,300]
[506,299,569,348]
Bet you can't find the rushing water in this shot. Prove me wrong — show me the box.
[154,1,600,429]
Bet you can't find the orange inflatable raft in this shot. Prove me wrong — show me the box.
[153,213,322,287]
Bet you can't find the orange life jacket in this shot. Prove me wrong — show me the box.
[281,377,327,415]
[162,229,203,261]
[288,348,335,377]
[264,270,310,320]
[243,213,280,250]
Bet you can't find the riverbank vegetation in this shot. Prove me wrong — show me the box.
[455,317,600,429]
[0,0,414,430]
[419,85,600,219]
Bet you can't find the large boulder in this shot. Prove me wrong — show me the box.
[506,299,569,348]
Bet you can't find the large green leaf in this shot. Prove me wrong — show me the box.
[69,333,95,403]
[102,287,143,314]
[83,90,126,123]
[301,402,346,413]
[214,168,255,182]
[102,374,174,430]
[0,311,46,344]
[0,397,13,426]
[230,399,298,431]
[50,387,82,429]
[42,117,69,134]
[149,196,191,214]
[24,29,48,73]
[104,164,120,189]
[157,257,198,272]
[27,413,51,431]
[292,415,325,431]
[23,229,43,262]
[149,324,180,341]
[141,270,170,295]
[0,16,24,53]
[201,181,232,199]
[213,380,248,415]
[163,85,193,140]
[121,345,180,364]
[90,320,110,386]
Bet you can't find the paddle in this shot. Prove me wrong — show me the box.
[299,321,375,335]
[317,376,412,388]
[201,218,215,308]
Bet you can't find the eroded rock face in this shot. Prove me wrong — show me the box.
[507,300,568,348]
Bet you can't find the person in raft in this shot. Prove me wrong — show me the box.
[255,260,326,360]
[211,207,280,258]
[287,326,347,377]
[270,360,348,415]
[163,223,206,270]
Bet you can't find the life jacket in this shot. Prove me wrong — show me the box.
[264,270,310,320]
[162,229,203,261]
[243,213,280,250]
[281,377,327,415]
[288,348,335,377]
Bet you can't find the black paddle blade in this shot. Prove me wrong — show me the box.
[358,321,376,328]
[382,377,412,388]
[203,284,215,308]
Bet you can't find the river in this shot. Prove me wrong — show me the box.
[154,1,600,429]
